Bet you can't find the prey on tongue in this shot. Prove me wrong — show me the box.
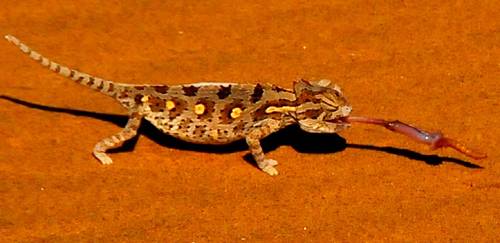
[343,116,487,160]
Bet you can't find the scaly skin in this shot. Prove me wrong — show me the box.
[5,35,351,176]
[6,35,483,176]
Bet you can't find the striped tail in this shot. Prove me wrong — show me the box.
[4,35,117,97]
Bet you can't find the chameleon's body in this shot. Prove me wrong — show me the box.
[5,35,352,175]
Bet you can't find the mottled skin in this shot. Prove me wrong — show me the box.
[5,35,351,176]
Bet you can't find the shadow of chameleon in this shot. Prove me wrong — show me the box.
[0,95,482,169]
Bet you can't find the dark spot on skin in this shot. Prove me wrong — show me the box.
[134,94,143,104]
[97,81,104,90]
[118,92,129,99]
[217,85,232,99]
[232,120,246,135]
[168,98,188,119]
[88,77,95,86]
[178,119,187,129]
[108,83,114,92]
[251,84,264,103]
[69,70,75,78]
[148,96,166,112]
[134,86,145,90]
[193,125,205,137]
[153,85,169,94]
[182,85,200,96]
[77,76,85,83]
[54,65,60,73]
[178,119,191,132]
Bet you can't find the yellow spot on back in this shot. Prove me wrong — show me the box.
[194,104,206,115]
[166,100,176,110]
[265,106,297,114]
[230,107,243,119]
[141,95,149,103]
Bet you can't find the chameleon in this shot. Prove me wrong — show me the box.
[4,35,486,176]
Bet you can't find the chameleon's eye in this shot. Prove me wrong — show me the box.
[341,105,352,116]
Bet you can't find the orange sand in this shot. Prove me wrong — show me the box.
[0,1,499,241]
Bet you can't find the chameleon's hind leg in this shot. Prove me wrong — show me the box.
[245,124,281,176]
[93,113,143,165]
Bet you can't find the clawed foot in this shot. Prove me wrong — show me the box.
[260,159,279,176]
[93,151,113,165]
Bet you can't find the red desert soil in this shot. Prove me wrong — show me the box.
[0,1,498,241]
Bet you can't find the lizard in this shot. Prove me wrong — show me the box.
[4,35,486,176]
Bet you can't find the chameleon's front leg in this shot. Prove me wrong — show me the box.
[246,125,280,176]
[93,113,143,164]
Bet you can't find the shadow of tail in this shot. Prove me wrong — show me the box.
[0,95,482,169]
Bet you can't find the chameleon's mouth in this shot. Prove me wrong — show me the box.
[327,116,350,125]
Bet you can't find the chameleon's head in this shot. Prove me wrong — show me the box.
[293,79,352,133]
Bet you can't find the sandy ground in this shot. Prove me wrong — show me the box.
[0,0,499,242]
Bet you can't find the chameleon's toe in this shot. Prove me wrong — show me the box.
[260,159,279,176]
[262,165,279,176]
[93,152,113,165]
